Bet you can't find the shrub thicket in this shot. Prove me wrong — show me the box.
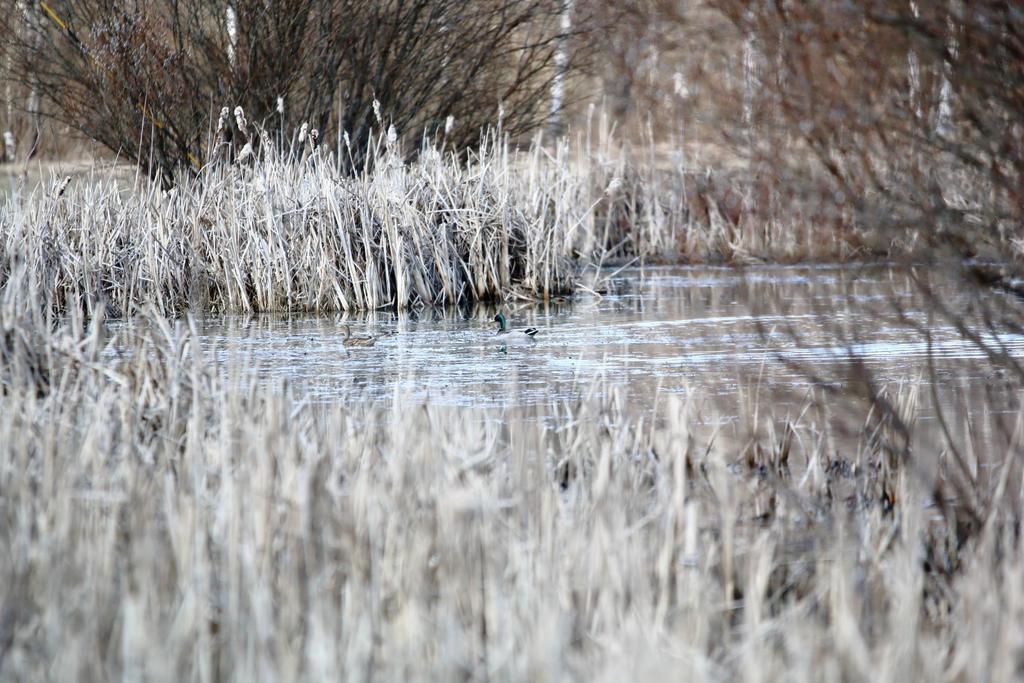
[0,0,571,184]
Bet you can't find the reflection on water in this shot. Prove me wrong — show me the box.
[181,265,1022,418]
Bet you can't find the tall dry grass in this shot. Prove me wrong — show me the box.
[0,121,874,318]
[1,271,1021,681]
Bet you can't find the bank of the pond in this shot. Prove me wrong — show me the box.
[0,133,887,318]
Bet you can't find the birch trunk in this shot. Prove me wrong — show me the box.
[548,0,573,138]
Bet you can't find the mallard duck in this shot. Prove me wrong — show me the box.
[343,324,377,348]
[493,313,538,342]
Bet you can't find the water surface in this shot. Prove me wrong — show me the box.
[192,265,1023,422]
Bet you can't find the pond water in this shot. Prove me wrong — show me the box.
[191,265,1023,423]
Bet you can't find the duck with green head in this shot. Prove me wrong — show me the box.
[493,312,538,342]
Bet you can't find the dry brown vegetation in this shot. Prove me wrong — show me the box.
[567,1,1024,271]
[0,275,1022,680]
[644,1,1022,263]
[0,122,873,318]
[1,1,1023,680]
[0,0,572,183]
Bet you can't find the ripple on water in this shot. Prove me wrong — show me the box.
[118,264,1021,417]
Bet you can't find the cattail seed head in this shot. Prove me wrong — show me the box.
[276,96,284,115]
[444,116,454,135]
[673,72,689,97]
[372,99,382,124]
[234,106,248,136]
[53,175,71,198]
[386,124,398,147]
[605,177,623,197]
[3,131,15,160]
[298,122,308,143]
[236,142,253,162]
[343,131,351,149]
[217,106,230,132]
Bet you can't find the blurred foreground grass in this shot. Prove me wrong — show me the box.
[0,303,1020,681]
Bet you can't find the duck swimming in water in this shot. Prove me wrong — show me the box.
[493,312,538,342]
[343,324,377,348]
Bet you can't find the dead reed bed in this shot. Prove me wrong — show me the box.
[0,288,1021,681]
[0,122,869,318]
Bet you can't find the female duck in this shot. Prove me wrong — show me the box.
[493,313,538,342]
[343,324,377,348]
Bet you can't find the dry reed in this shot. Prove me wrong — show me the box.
[0,121,875,318]
[0,277,1020,681]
